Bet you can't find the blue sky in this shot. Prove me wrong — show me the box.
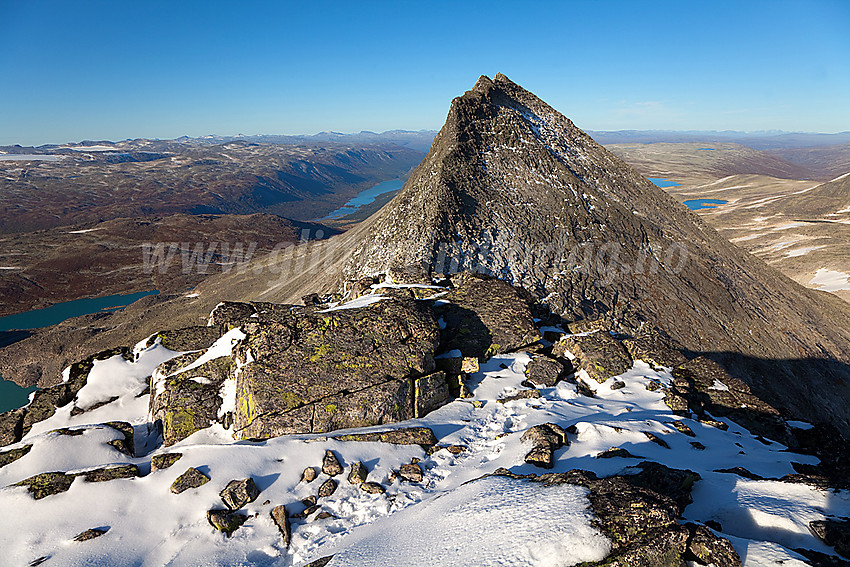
[1,0,848,145]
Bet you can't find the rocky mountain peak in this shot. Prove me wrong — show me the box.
[340,74,850,434]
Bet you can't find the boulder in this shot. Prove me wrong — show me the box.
[151,452,182,471]
[810,519,850,558]
[14,471,76,499]
[301,466,317,483]
[360,481,385,494]
[81,464,140,483]
[170,467,211,494]
[207,509,247,536]
[270,505,291,547]
[233,297,441,439]
[318,478,338,498]
[437,273,541,360]
[322,450,343,477]
[553,333,632,383]
[220,478,260,510]
[150,354,234,446]
[398,463,423,483]
[524,356,568,387]
[347,461,368,484]
[74,527,109,542]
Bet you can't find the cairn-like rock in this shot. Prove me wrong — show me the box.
[521,423,567,469]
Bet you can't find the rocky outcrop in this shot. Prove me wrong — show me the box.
[493,465,740,567]
[0,347,128,446]
[150,351,234,446]
[553,333,633,384]
[436,273,540,360]
[232,296,442,440]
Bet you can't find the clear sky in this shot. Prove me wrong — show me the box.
[1,0,848,146]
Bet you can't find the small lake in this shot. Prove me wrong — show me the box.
[648,177,681,188]
[0,290,159,333]
[320,179,404,220]
[0,379,37,414]
[684,199,728,211]
[0,289,160,414]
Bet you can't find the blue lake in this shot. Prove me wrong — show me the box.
[0,379,37,414]
[320,179,404,220]
[0,289,159,413]
[684,199,728,210]
[648,177,681,188]
[0,290,159,333]
[698,148,716,151]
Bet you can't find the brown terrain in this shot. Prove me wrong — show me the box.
[605,143,850,304]
[0,138,422,318]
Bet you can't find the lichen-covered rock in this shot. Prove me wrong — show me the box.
[437,273,541,360]
[15,471,76,499]
[220,478,260,510]
[105,421,135,456]
[270,505,291,547]
[74,527,109,542]
[0,408,25,447]
[685,523,743,567]
[322,450,343,477]
[208,301,257,328]
[333,427,438,447]
[398,463,423,483]
[596,447,642,459]
[0,444,31,469]
[318,478,338,498]
[347,461,368,484]
[150,354,234,446]
[151,452,182,471]
[82,464,140,483]
[233,297,440,439]
[360,481,385,494]
[552,333,632,383]
[413,371,452,418]
[301,466,317,483]
[524,356,568,387]
[207,509,247,536]
[170,467,211,494]
[147,325,225,351]
[621,329,687,369]
[498,389,541,403]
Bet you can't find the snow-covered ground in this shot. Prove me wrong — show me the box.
[0,339,846,566]
[809,268,850,292]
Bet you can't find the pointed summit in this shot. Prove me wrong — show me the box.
[341,75,850,432]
